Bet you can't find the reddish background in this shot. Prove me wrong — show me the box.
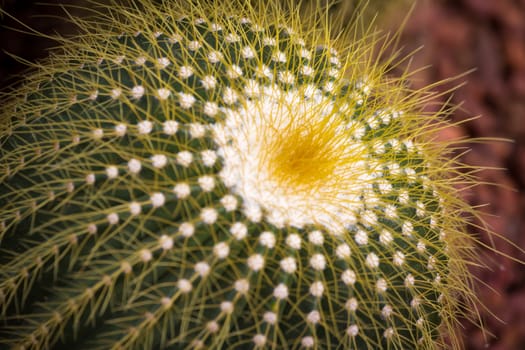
[398,1,525,348]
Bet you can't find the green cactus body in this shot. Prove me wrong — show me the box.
[0,1,477,349]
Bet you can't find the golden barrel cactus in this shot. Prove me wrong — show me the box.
[0,1,488,349]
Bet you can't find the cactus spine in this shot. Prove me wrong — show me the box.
[1,1,481,349]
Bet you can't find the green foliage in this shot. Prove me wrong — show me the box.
[1,1,478,349]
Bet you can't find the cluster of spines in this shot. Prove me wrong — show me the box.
[0,1,479,349]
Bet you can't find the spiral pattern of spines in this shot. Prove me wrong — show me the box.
[0,1,480,349]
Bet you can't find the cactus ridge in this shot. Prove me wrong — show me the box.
[0,1,480,349]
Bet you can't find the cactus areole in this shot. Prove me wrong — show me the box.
[0,1,481,349]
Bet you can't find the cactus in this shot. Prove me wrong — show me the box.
[0,1,483,349]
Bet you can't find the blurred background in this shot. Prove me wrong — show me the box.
[1,0,524,348]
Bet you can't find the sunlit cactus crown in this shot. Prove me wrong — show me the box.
[0,1,479,349]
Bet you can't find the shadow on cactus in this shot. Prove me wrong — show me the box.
[0,0,511,349]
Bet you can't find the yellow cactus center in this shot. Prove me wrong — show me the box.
[214,86,369,232]
[270,118,344,190]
